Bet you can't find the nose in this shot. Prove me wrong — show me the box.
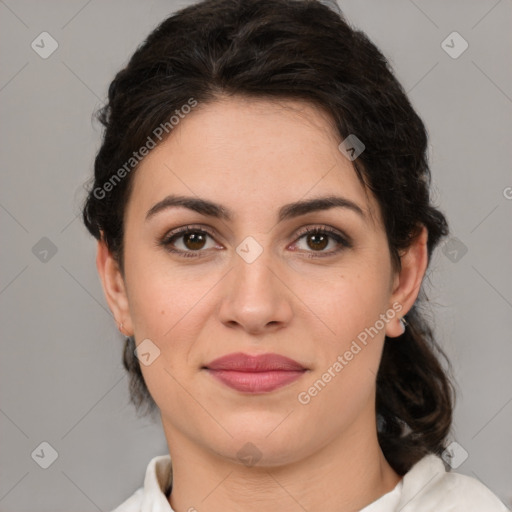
[217,247,293,336]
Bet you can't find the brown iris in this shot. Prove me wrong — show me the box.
[307,233,328,251]
[183,232,207,250]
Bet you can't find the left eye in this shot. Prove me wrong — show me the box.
[292,227,350,255]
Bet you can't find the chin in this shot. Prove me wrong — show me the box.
[204,423,309,468]
[216,439,304,469]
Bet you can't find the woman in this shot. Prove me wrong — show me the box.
[81,0,509,510]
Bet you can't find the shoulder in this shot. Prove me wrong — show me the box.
[110,454,173,512]
[398,453,510,512]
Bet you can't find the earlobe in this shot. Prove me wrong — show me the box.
[385,226,428,338]
[96,236,134,336]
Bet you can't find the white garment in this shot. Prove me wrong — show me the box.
[112,452,510,512]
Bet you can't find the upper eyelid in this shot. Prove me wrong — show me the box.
[163,224,219,241]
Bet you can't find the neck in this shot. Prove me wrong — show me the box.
[162,407,402,512]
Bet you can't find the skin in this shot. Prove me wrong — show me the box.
[97,95,428,512]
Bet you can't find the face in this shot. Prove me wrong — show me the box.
[98,96,426,466]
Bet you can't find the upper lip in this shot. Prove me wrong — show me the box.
[204,352,307,372]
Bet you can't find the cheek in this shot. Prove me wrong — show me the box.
[297,276,389,420]
[300,263,392,342]
[124,248,218,339]
[295,263,392,406]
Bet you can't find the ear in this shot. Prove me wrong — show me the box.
[96,235,134,336]
[385,225,428,338]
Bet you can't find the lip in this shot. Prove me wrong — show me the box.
[204,352,307,393]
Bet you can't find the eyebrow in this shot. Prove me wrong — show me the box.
[145,194,366,223]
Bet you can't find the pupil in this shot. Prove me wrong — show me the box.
[185,233,206,250]
[308,234,327,250]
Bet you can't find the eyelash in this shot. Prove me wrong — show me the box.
[159,224,352,259]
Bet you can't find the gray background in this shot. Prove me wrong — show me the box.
[1,0,511,510]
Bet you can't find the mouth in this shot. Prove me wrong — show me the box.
[203,352,308,393]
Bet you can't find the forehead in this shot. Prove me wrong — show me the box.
[126,96,379,225]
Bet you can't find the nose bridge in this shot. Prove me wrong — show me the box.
[234,246,275,297]
[233,241,280,304]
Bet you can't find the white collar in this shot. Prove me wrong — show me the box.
[124,452,508,512]
[140,454,173,511]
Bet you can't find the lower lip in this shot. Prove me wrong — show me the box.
[205,369,306,393]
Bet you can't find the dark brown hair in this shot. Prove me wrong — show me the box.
[82,0,455,475]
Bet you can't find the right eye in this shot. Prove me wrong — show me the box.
[159,225,222,258]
